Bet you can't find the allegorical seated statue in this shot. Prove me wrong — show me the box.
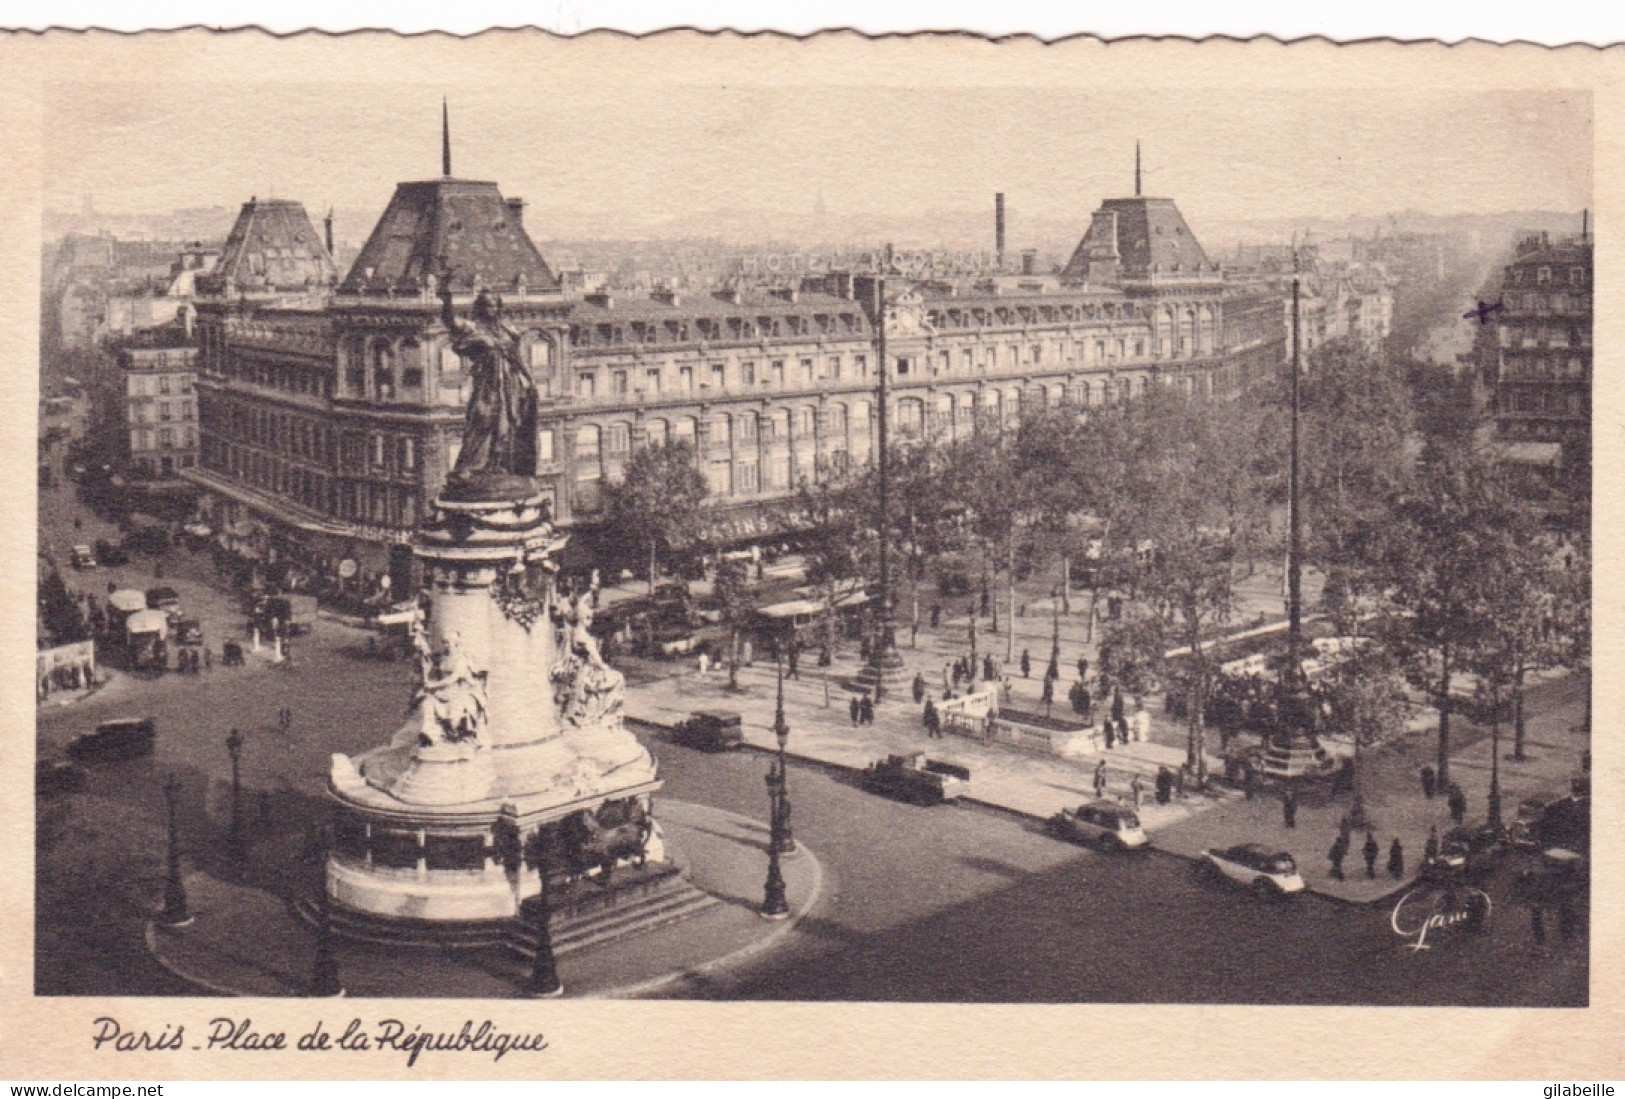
[439,281,540,500]
[408,626,490,748]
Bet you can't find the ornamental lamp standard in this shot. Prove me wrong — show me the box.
[771,651,795,855]
[160,774,193,927]
[307,821,343,997]
[760,655,792,920]
[225,727,244,859]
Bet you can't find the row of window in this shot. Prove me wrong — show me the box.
[570,310,866,349]
[201,400,419,479]
[1507,264,1588,287]
[128,399,195,424]
[126,373,194,397]
[201,435,421,527]
[130,426,196,452]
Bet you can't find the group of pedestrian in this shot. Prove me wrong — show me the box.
[1326,827,1406,882]
[848,692,875,726]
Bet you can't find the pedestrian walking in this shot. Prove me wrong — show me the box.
[923,699,940,739]
[1328,833,1348,880]
[1387,837,1405,880]
[1420,764,1437,800]
[1020,648,1031,678]
[850,696,861,727]
[1282,790,1298,829]
[1130,774,1144,811]
[1040,675,1054,714]
[1243,764,1257,801]
[1077,656,1089,681]
[1155,766,1172,805]
[912,672,926,705]
[1094,759,1108,799]
[983,654,995,682]
[1424,825,1440,864]
[859,693,875,726]
[1447,783,1467,826]
[1104,720,1116,750]
[697,651,710,676]
[787,645,799,680]
[1363,830,1380,879]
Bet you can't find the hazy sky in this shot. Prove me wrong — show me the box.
[44,82,1590,234]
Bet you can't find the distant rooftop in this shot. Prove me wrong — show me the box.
[197,198,336,297]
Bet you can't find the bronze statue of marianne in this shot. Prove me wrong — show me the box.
[440,283,540,497]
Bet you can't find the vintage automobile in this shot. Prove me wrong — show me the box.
[670,709,745,752]
[1506,796,1551,851]
[146,586,182,612]
[1200,843,1306,896]
[1048,799,1149,851]
[94,539,130,567]
[861,752,971,805]
[36,758,88,796]
[70,544,97,570]
[1421,823,1502,884]
[67,717,157,761]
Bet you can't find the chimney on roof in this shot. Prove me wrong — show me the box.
[1021,249,1038,276]
[506,197,525,227]
[323,208,334,257]
[1135,141,1142,197]
[995,193,1006,264]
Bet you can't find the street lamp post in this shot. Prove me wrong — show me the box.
[225,727,244,858]
[1488,681,1504,831]
[771,653,795,855]
[760,656,792,920]
[307,822,343,997]
[160,774,193,927]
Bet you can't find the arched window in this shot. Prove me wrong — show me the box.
[674,416,697,447]
[645,418,669,447]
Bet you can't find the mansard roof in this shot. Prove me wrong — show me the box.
[339,179,558,296]
[196,198,336,296]
[1061,196,1214,281]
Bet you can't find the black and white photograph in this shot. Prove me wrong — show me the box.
[10,27,1611,1080]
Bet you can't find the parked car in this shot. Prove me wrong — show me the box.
[1201,843,1306,896]
[1048,799,1149,851]
[861,752,970,805]
[1506,797,1552,852]
[670,709,744,752]
[146,586,182,612]
[67,717,157,761]
[36,758,88,796]
[175,617,204,646]
[70,544,97,570]
[1421,823,1502,884]
[95,539,130,567]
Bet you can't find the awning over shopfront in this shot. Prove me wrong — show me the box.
[126,609,169,637]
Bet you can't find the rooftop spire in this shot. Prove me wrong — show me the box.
[442,97,452,178]
[1135,141,1141,197]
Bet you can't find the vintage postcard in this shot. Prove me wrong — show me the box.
[2,28,1618,1080]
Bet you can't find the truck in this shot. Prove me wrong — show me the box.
[861,751,971,805]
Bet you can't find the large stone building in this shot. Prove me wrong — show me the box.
[188,163,1285,593]
[117,324,200,479]
[1492,229,1592,454]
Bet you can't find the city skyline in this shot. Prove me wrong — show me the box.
[46,84,1590,241]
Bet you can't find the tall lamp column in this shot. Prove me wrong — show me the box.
[760,655,791,920]
[225,727,244,860]
[160,774,193,927]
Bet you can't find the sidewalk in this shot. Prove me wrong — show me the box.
[630,646,1587,905]
[145,800,820,999]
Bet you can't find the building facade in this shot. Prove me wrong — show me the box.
[188,172,1286,591]
[1493,231,1592,446]
[119,330,199,478]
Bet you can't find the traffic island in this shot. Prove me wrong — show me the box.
[144,799,820,998]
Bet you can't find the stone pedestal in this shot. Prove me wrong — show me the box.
[325,486,667,930]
